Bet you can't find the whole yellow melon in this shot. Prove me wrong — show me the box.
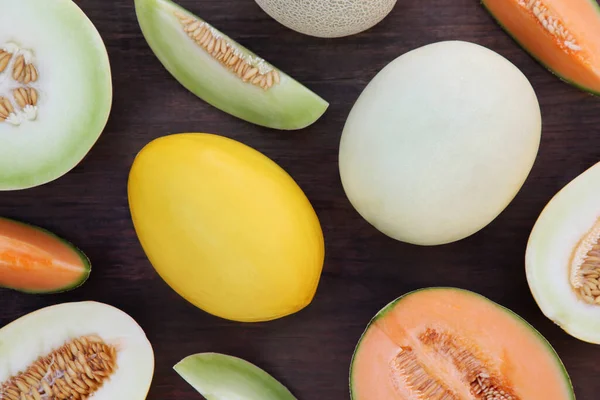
[255,0,398,38]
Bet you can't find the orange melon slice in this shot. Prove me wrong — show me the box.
[350,288,574,400]
[482,0,600,94]
[0,217,90,293]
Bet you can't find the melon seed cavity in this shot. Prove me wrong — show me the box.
[0,43,39,126]
[0,335,117,400]
[392,329,518,400]
[174,12,281,91]
[517,0,581,52]
[569,219,600,304]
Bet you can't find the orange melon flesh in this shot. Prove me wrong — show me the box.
[482,0,600,94]
[0,217,90,293]
[350,288,574,400]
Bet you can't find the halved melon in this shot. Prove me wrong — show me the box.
[0,301,154,399]
[134,0,329,130]
[0,216,90,294]
[526,161,600,343]
[350,288,574,399]
[0,0,112,190]
[482,0,600,94]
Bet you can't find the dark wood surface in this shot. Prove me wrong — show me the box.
[2,0,600,398]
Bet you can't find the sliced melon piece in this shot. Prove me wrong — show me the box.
[0,301,154,399]
[255,0,398,38]
[0,216,90,294]
[526,161,600,343]
[175,353,296,399]
[350,288,574,400]
[482,0,600,94]
[134,0,328,130]
[0,0,112,190]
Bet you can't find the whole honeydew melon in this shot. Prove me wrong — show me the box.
[339,41,541,246]
[255,0,397,38]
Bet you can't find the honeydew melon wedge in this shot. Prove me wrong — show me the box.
[0,0,112,191]
[174,353,296,399]
[526,161,600,343]
[134,0,329,130]
[0,302,154,399]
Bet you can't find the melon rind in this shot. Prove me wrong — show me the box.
[526,161,600,344]
[0,302,155,400]
[174,353,296,399]
[349,287,574,399]
[134,0,329,130]
[0,0,112,191]
[255,0,398,38]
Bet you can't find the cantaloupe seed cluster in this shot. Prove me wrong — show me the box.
[517,0,581,51]
[0,43,39,125]
[569,221,600,304]
[174,12,281,91]
[392,329,517,400]
[0,335,117,400]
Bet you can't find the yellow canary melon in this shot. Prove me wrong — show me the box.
[128,133,325,322]
[254,0,398,38]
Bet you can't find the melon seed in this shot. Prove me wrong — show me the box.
[0,335,117,400]
[0,43,40,126]
[569,219,600,304]
[392,329,518,400]
[517,0,582,52]
[174,11,280,91]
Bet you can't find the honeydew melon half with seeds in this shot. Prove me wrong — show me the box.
[0,0,112,191]
[134,0,328,130]
[482,0,600,94]
[0,302,154,400]
[526,161,600,343]
[350,288,574,400]
[175,353,296,399]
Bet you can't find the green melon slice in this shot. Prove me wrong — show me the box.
[134,0,329,130]
[0,216,90,294]
[0,302,155,399]
[174,353,296,399]
[0,0,112,191]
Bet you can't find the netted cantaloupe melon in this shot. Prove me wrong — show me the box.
[255,0,397,38]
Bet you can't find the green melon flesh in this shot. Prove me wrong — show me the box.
[175,353,296,399]
[0,0,112,191]
[0,302,155,399]
[134,0,329,130]
[527,161,600,344]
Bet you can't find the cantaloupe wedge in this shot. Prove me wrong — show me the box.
[350,288,574,399]
[0,217,90,293]
[482,0,600,94]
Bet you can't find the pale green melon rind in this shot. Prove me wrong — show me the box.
[134,0,329,130]
[349,287,574,399]
[480,0,600,97]
[526,162,600,344]
[0,0,112,191]
[0,216,91,294]
[0,302,155,400]
[174,353,297,399]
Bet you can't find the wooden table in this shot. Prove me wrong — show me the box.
[2,0,599,398]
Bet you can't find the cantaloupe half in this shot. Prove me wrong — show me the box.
[482,0,600,94]
[0,217,90,294]
[350,288,574,400]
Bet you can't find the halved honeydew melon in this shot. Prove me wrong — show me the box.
[526,161,600,343]
[0,302,154,399]
[175,353,296,399]
[134,0,329,130]
[0,0,112,191]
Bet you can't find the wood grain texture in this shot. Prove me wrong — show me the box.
[1,0,600,398]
